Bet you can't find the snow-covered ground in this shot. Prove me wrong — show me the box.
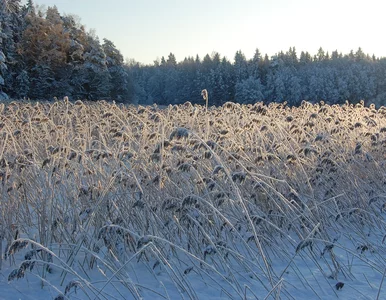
[1,223,386,300]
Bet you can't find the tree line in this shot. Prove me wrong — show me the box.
[129,48,386,107]
[1,0,386,106]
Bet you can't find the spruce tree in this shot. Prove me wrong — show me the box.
[75,34,110,100]
[102,38,133,102]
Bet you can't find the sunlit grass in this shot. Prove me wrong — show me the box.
[1,99,386,299]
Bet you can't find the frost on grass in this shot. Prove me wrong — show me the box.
[1,100,386,299]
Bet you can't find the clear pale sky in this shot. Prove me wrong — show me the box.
[31,0,385,64]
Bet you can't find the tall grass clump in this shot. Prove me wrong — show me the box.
[0,98,386,299]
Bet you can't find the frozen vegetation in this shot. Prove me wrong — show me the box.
[0,99,386,299]
[2,1,386,299]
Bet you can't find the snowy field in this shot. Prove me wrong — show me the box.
[1,99,386,299]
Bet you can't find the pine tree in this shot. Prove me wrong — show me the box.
[147,67,166,104]
[208,54,231,105]
[19,5,71,98]
[73,34,110,100]
[14,69,29,98]
[61,14,87,99]
[317,47,325,62]
[162,53,179,104]
[166,52,177,67]
[0,0,25,98]
[0,9,8,98]
[286,47,298,66]
[23,0,35,15]
[355,47,366,62]
[6,0,29,98]
[212,52,221,68]
[233,50,248,83]
[235,76,264,104]
[102,38,133,102]
[0,50,7,99]
[299,51,312,65]
[248,48,261,78]
[202,54,213,72]
[29,64,54,99]
[178,56,200,103]
[331,50,340,60]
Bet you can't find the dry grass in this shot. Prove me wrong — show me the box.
[1,99,386,299]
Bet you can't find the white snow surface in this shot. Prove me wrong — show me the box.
[1,224,386,300]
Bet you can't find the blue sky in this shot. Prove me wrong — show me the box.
[32,0,385,64]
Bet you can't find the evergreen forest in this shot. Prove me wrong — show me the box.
[1,0,386,106]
